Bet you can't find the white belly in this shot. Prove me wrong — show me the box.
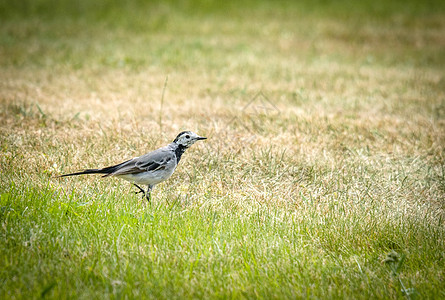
[116,166,176,186]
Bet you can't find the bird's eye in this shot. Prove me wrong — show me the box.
[185,135,190,139]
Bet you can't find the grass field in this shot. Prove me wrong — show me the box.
[1,0,445,298]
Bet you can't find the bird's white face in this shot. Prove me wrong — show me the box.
[173,131,207,147]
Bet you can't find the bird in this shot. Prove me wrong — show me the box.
[58,131,207,202]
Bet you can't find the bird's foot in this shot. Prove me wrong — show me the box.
[133,184,146,199]
[145,191,151,203]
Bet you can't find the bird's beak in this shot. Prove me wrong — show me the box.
[197,136,207,140]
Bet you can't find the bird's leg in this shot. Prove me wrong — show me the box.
[146,185,153,203]
[133,184,146,199]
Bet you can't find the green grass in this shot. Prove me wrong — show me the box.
[2,179,443,299]
[1,0,445,299]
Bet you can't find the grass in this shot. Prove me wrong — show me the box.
[1,0,445,298]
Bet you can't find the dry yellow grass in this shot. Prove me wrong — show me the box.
[1,0,445,298]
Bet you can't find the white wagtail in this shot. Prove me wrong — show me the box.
[59,131,207,202]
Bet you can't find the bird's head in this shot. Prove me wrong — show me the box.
[173,131,207,147]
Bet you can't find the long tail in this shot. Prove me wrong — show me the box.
[58,169,111,178]
[58,159,131,178]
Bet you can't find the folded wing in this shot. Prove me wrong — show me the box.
[105,147,175,177]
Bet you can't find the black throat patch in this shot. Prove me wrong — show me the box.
[174,144,188,164]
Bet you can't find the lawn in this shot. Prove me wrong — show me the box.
[1,0,444,298]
